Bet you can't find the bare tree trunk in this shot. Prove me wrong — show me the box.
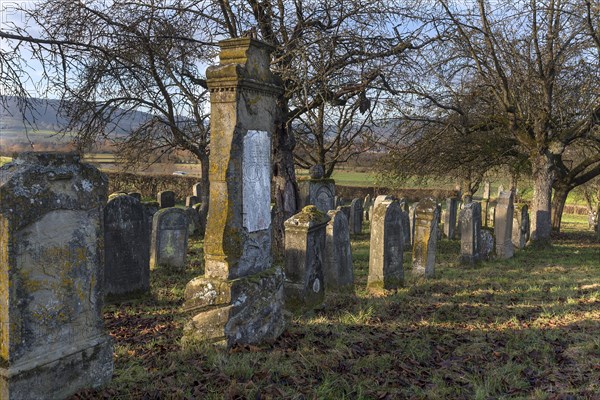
[272,113,299,259]
[530,154,555,244]
[551,184,569,233]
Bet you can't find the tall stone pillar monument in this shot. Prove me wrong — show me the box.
[182,38,285,347]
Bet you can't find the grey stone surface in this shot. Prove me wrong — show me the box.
[338,205,351,222]
[373,195,393,214]
[324,210,354,292]
[128,192,142,201]
[298,179,336,214]
[409,204,417,247]
[185,207,201,236]
[479,228,495,260]
[400,209,412,250]
[104,195,150,296]
[459,202,482,264]
[150,207,189,269]
[488,205,496,227]
[0,152,113,400]
[142,201,160,241]
[512,204,529,250]
[243,130,271,232]
[481,200,489,227]
[368,200,404,291]
[363,194,371,221]
[497,185,505,197]
[349,198,363,234]
[183,38,285,347]
[443,197,459,239]
[412,198,440,277]
[186,195,199,208]
[284,206,329,311]
[494,191,515,259]
[157,190,176,208]
[309,164,325,179]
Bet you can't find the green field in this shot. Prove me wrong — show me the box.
[72,217,600,399]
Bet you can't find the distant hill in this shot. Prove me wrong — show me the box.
[0,96,152,150]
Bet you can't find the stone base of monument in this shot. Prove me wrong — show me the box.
[0,336,113,400]
[283,280,326,313]
[182,267,285,347]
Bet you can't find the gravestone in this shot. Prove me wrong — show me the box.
[482,181,491,200]
[444,197,458,240]
[409,204,417,247]
[497,185,505,197]
[373,195,393,213]
[488,206,496,227]
[150,207,189,269]
[104,195,150,296]
[192,182,202,198]
[182,38,285,347]
[349,198,363,234]
[494,191,515,259]
[185,207,201,236]
[335,196,342,208]
[0,153,113,399]
[108,191,127,200]
[191,203,205,235]
[186,195,199,207]
[324,210,354,292]
[142,201,159,241]
[368,200,404,291]
[480,228,495,260]
[459,202,482,264]
[284,206,329,311]
[298,165,335,213]
[338,205,351,221]
[363,194,371,221]
[128,192,142,201]
[412,198,440,277]
[512,204,529,250]
[157,190,176,208]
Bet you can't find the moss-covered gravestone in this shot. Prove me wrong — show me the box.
[157,190,175,208]
[182,38,285,347]
[284,206,329,311]
[368,200,404,291]
[0,153,113,399]
[412,198,440,277]
[104,194,150,296]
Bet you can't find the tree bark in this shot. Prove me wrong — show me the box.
[551,184,570,233]
[530,153,555,244]
[272,103,299,258]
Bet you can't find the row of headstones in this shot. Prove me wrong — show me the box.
[103,185,206,297]
[284,190,537,311]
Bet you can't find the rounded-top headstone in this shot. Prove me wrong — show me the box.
[309,164,325,180]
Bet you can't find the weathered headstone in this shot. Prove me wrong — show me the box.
[482,181,491,200]
[444,197,458,240]
[324,210,354,292]
[349,198,363,234]
[459,202,482,264]
[192,182,202,198]
[479,228,495,260]
[0,153,113,399]
[494,191,515,259]
[512,204,529,250]
[338,205,351,221]
[108,191,127,200]
[150,207,189,269]
[488,205,496,227]
[409,204,417,247]
[157,190,176,208]
[497,185,505,197]
[186,195,199,208]
[128,192,142,201]
[363,194,371,221]
[412,198,440,277]
[142,201,159,240]
[298,165,335,213]
[104,195,150,296]
[184,207,201,235]
[284,206,329,311]
[182,38,285,347]
[368,200,404,291]
[191,203,205,235]
[373,195,393,213]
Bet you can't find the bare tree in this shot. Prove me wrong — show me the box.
[433,0,600,244]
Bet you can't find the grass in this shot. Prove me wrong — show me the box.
[71,213,600,399]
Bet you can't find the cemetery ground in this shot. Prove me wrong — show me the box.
[72,215,600,400]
